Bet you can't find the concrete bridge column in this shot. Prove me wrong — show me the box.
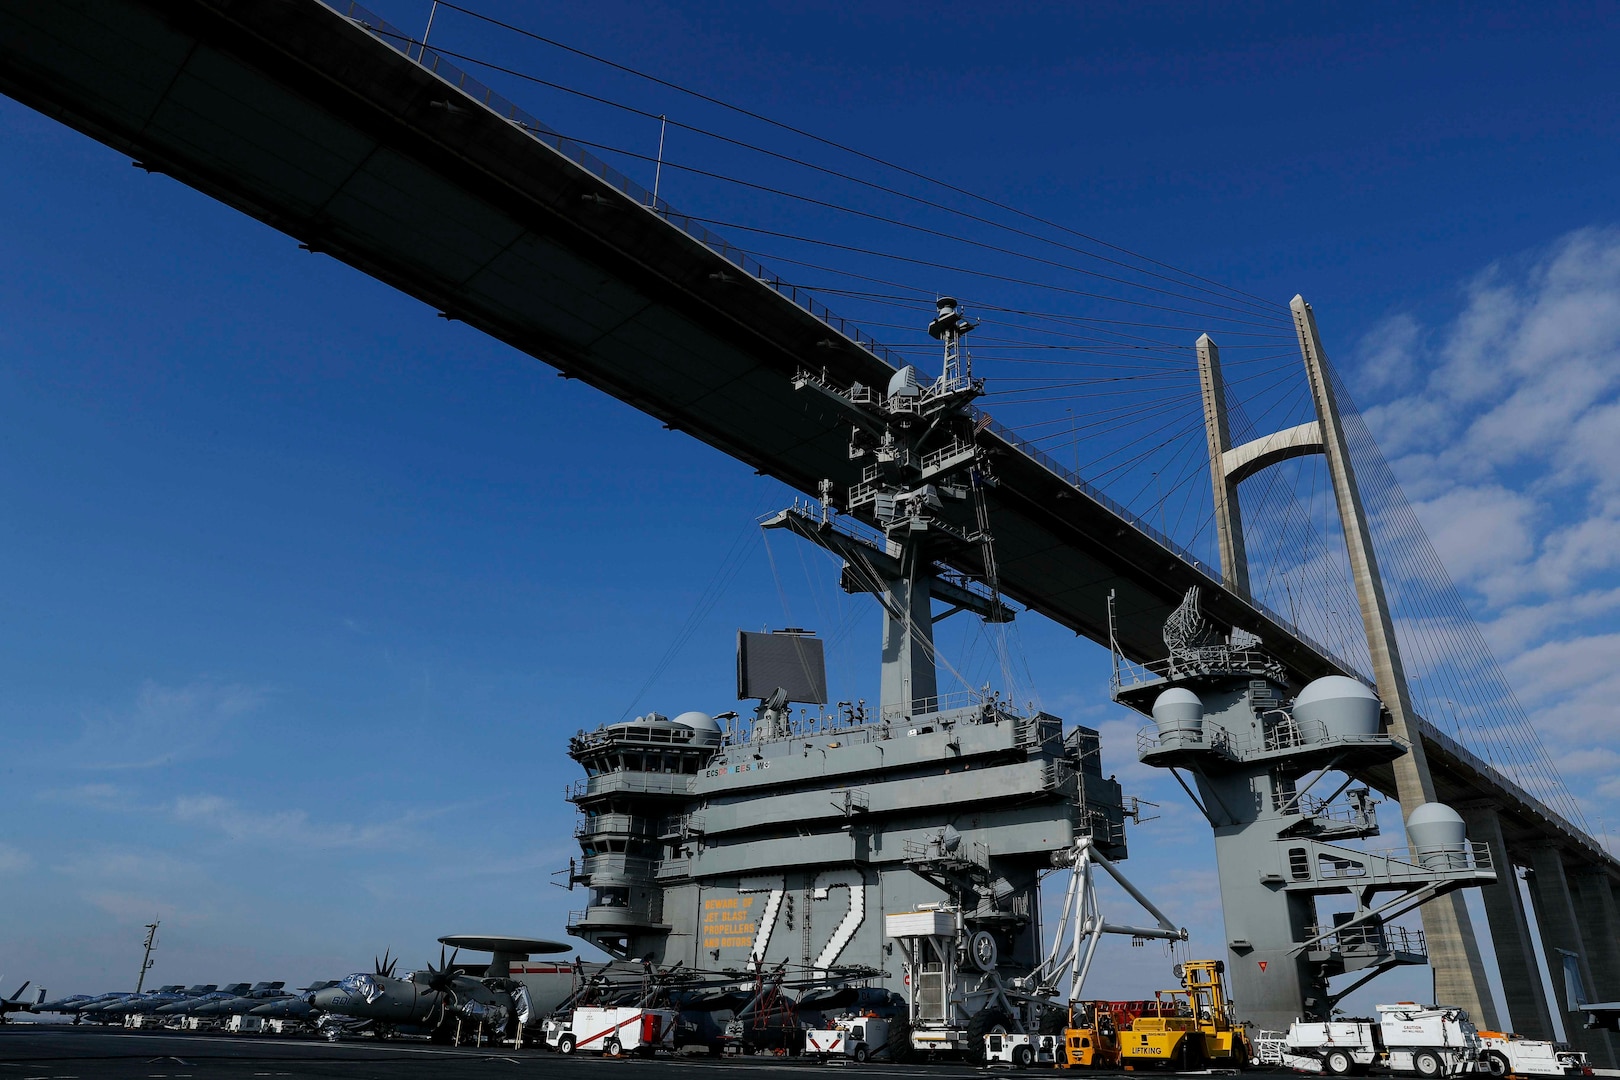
[1195,334,1250,598]
[1459,804,1554,1038]
[1525,846,1616,1066]
[1568,867,1620,1003]
[1291,296,1498,1031]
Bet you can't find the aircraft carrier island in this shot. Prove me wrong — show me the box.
[563,297,1134,1015]
[565,655,1127,987]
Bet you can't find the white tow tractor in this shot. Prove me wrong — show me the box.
[1284,1004,1480,1077]
[551,1006,676,1056]
[982,1032,1062,1068]
[1476,1031,1590,1077]
[805,1014,892,1062]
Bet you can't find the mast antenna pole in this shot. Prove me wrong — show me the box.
[419,1,439,62]
[928,296,976,392]
[135,920,159,993]
[652,115,668,209]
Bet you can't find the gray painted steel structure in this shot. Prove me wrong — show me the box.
[565,698,1127,1001]
[0,0,1614,1033]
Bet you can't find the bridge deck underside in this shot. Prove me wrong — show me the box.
[0,0,1606,878]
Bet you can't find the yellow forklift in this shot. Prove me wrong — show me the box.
[1117,960,1250,1070]
[1063,1000,1124,1068]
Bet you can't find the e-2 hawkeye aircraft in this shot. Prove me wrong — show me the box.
[310,935,572,1043]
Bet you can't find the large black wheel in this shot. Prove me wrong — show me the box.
[853,1045,870,1063]
[1326,1050,1353,1075]
[604,1037,622,1057]
[1013,1043,1035,1069]
[557,1034,576,1055]
[1413,1050,1443,1079]
[1176,1035,1204,1072]
[1481,1051,1509,1078]
[965,1008,1012,1067]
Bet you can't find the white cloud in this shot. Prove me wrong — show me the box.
[1353,226,1620,829]
[1408,485,1538,594]
[74,678,273,770]
[0,843,32,874]
[166,793,462,853]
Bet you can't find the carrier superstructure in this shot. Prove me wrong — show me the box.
[565,298,1132,996]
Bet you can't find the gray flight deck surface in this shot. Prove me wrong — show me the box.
[0,0,1607,885]
[0,1027,1090,1080]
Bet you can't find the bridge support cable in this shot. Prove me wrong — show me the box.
[1322,362,1587,831]
[410,1,1292,316]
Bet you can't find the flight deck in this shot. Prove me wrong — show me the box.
[0,1025,1099,1080]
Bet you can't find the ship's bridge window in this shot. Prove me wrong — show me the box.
[591,887,629,907]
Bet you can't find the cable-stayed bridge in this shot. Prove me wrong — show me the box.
[1,0,1615,1053]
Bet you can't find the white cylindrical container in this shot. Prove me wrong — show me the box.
[1293,675,1381,741]
[1152,688,1204,748]
[1407,802,1469,870]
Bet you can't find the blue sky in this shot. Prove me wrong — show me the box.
[2,0,1617,1024]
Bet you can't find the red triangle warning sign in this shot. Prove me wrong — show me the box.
[1258,961,1268,972]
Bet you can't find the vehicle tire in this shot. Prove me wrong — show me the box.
[1413,1050,1443,1079]
[1326,1050,1353,1076]
[966,1007,1012,1067]
[854,1045,870,1063]
[1013,1043,1035,1069]
[557,1034,576,1055]
[1482,1051,1509,1078]
[1177,1035,1205,1072]
[604,1036,622,1057]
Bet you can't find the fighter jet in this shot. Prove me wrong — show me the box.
[34,994,95,1015]
[0,981,44,1022]
[248,981,336,1022]
[154,983,251,1017]
[186,982,290,1019]
[309,947,515,1043]
[50,991,140,1022]
[98,984,215,1019]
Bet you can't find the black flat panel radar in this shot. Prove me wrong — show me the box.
[737,629,828,703]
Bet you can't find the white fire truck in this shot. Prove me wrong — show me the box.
[550,1006,676,1056]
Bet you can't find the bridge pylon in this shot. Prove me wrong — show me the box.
[1180,296,1500,1030]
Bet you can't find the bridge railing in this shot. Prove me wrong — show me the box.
[326,1,902,369]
